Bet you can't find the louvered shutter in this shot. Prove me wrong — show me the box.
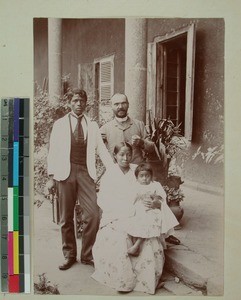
[100,59,114,103]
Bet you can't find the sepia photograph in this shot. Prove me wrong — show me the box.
[33,17,224,296]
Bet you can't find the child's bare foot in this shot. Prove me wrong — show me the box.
[126,237,133,249]
[127,244,140,256]
[156,281,165,289]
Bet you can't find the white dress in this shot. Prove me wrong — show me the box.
[126,181,179,238]
[91,165,165,294]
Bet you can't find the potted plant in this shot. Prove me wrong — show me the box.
[146,114,189,222]
[163,161,185,222]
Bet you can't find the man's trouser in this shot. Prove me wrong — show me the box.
[57,163,99,262]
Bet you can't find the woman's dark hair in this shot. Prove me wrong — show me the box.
[135,162,153,179]
[113,142,133,156]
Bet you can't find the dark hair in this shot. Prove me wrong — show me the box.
[113,142,133,156]
[67,88,87,102]
[135,162,153,179]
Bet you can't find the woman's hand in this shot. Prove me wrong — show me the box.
[143,196,162,210]
[152,196,163,209]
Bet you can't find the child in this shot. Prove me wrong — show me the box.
[126,162,179,256]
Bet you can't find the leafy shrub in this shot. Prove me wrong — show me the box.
[34,273,60,295]
[192,144,224,164]
[34,89,70,194]
[34,86,105,196]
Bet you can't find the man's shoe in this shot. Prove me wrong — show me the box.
[59,258,76,270]
[165,235,180,245]
[81,259,94,267]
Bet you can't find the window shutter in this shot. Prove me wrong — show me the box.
[100,60,114,103]
[185,23,196,141]
[146,42,156,120]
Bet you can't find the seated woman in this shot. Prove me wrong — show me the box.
[91,142,165,294]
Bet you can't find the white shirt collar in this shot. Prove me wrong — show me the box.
[70,111,84,119]
[115,116,128,123]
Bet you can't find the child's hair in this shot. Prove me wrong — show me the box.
[113,141,133,156]
[135,162,153,179]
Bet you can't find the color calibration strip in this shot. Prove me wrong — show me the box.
[0,98,30,293]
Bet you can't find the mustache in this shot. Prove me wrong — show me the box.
[117,109,127,112]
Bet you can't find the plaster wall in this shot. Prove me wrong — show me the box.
[147,18,224,187]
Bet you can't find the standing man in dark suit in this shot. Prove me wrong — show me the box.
[46,88,113,270]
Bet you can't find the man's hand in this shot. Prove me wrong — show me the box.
[131,135,144,148]
[101,133,107,143]
[44,178,56,197]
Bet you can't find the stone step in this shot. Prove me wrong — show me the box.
[161,272,203,296]
[164,244,223,296]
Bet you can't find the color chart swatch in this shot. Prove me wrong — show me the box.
[0,98,30,293]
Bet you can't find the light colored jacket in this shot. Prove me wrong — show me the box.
[47,113,113,181]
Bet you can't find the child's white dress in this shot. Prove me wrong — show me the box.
[126,181,179,238]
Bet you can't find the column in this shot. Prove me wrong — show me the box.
[125,19,147,122]
[48,18,62,105]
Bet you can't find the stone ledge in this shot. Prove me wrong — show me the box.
[165,248,223,295]
[183,180,224,196]
[163,273,203,296]
[207,275,224,296]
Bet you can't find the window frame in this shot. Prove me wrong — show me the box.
[146,23,196,141]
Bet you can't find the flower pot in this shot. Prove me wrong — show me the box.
[168,201,184,222]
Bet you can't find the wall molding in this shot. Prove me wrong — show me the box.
[183,179,224,196]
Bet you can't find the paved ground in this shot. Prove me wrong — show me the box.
[33,183,224,296]
[174,185,224,266]
[166,185,224,295]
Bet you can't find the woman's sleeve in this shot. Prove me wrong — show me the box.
[154,182,167,201]
[97,169,119,213]
[97,172,110,210]
[94,122,114,168]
